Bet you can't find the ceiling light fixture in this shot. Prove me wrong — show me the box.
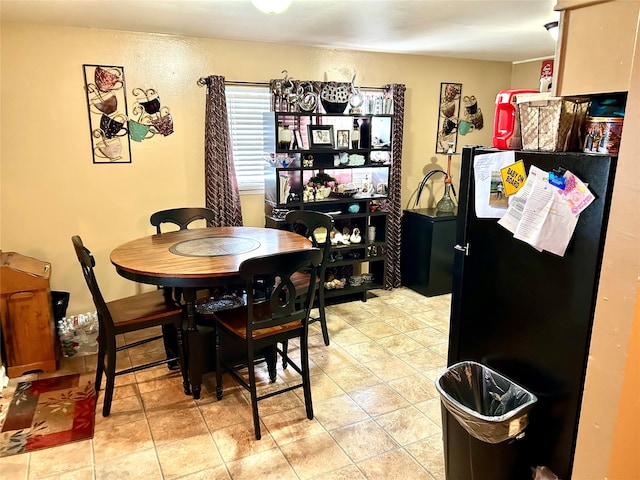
[251,0,292,15]
[545,21,559,41]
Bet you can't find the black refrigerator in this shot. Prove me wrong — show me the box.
[444,146,616,480]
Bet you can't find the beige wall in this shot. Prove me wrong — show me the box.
[511,59,550,90]
[0,22,511,315]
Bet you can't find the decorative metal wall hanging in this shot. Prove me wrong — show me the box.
[435,82,462,154]
[130,87,174,140]
[83,64,132,163]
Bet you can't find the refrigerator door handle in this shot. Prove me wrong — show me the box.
[454,243,469,256]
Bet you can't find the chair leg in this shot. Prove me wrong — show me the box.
[102,343,117,417]
[280,340,289,369]
[300,335,314,420]
[215,327,223,401]
[266,346,277,383]
[247,349,261,440]
[318,291,330,346]
[94,338,106,392]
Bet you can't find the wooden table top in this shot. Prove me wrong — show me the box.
[110,226,312,288]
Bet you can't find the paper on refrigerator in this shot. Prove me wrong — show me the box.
[499,165,578,257]
[473,151,516,218]
[497,165,540,235]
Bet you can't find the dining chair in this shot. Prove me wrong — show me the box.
[149,206,217,305]
[149,207,216,233]
[285,210,334,347]
[71,235,187,417]
[198,248,322,440]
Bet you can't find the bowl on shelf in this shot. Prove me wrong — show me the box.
[321,98,348,114]
[330,189,358,199]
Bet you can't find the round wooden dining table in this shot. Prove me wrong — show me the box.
[111,226,313,398]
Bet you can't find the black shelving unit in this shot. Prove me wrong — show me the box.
[264,110,394,302]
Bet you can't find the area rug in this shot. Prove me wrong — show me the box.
[0,373,96,457]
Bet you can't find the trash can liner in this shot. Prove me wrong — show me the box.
[436,361,537,444]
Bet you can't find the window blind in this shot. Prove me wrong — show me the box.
[225,86,272,194]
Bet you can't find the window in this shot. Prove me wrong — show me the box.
[225,85,272,193]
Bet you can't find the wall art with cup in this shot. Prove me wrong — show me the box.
[436,82,462,154]
[130,87,175,140]
[461,95,484,133]
[84,64,132,163]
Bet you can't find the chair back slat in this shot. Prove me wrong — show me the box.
[150,207,216,233]
[240,249,322,336]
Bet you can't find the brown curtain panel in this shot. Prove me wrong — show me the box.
[202,75,243,227]
[384,83,406,289]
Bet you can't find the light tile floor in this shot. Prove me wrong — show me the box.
[0,287,450,480]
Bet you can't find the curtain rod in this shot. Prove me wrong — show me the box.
[197,77,387,91]
[197,77,268,87]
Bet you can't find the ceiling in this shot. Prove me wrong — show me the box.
[0,0,560,63]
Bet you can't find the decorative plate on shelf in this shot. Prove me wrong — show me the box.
[330,189,358,198]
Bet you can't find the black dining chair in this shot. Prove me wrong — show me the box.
[71,235,187,416]
[150,207,218,367]
[150,207,218,304]
[150,207,216,233]
[285,210,334,347]
[197,248,322,440]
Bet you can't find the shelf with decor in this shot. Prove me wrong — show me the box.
[264,107,393,302]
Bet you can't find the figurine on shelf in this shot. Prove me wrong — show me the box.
[330,228,350,246]
[303,184,314,202]
[350,227,361,244]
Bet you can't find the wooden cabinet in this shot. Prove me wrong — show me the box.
[401,209,456,297]
[554,1,640,96]
[264,110,393,301]
[0,251,58,377]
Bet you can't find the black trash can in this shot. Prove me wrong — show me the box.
[436,361,538,480]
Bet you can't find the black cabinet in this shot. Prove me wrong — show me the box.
[401,208,456,297]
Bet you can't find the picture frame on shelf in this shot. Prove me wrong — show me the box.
[371,117,392,149]
[308,125,334,148]
[336,130,350,149]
